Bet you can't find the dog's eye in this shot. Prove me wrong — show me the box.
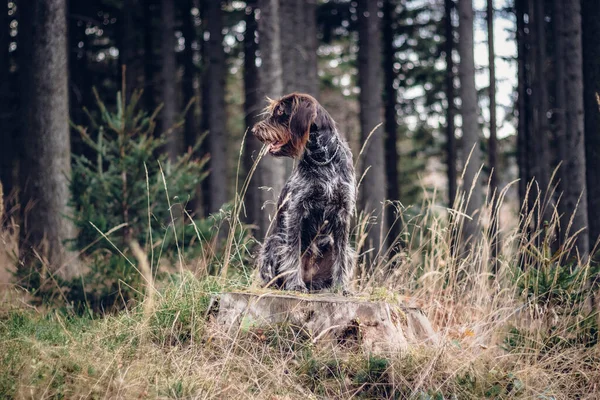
[276,106,285,117]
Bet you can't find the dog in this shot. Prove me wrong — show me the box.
[251,93,356,293]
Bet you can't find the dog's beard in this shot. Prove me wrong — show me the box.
[253,124,293,156]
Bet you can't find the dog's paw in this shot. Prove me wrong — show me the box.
[284,282,308,293]
[259,262,275,284]
[331,284,353,297]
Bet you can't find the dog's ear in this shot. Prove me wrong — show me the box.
[289,97,317,141]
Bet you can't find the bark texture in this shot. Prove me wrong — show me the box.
[121,0,138,97]
[301,0,319,97]
[382,0,400,248]
[243,0,262,229]
[19,0,78,277]
[553,0,567,207]
[357,0,387,260]
[182,0,198,151]
[582,0,600,252]
[143,0,157,112]
[279,0,318,97]
[212,292,438,354]
[205,0,228,214]
[515,0,529,206]
[561,0,589,256]
[0,0,12,198]
[253,0,286,236]
[457,0,482,246]
[444,0,457,207]
[160,0,182,159]
[530,0,551,210]
[278,0,318,177]
[487,0,499,269]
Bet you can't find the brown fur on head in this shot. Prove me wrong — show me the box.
[251,93,319,158]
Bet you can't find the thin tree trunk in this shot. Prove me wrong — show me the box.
[582,0,600,254]
[302,0,319,97]
[160,0,182,159]
[516,0,529,207]
[278,0,318,177]
[121,0,137,97]
[277,0,298,179]
[0,0,13,198]
[562,0,589,257]
[254,0,286,236]
[444,0,457,207]
[182,0,198,151]
[205,0,228,214]
[19,0,78,278]
[181,0,201,215]
[357,0,387,262]
[143,0,157,113]
[382,0,400,248]
[553,0,568,248]
[243,0,261,228]
[530,0,552,221]
[487,0,499,271]
[457,0,483,248]
[279,0,299,94]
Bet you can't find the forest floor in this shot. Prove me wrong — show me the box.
[1,269,599,400]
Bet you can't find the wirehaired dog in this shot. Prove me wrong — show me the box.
[252,93,356,293]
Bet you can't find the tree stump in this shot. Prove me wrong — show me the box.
[210,292,438,354]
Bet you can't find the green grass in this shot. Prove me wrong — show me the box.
[1,269,598,399]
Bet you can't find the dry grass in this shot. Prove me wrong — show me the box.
[1,141,599,399]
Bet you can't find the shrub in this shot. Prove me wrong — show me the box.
[66,88,210,311]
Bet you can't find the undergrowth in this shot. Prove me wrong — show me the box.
[1,270,598,399]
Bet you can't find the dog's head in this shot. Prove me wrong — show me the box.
[251,93,319,158]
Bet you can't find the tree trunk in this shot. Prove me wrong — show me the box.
[582,0,600,253]
[120,0,138,98]
[515,0,529,207]
[357,0,387,263]
[180,0,201,215]
[205,0,228,214]
[301,0,319,97]
[277,0,298,179]
[561,0,589,257]
[253,0,286,236]
[279,0,299,95]
[457,0,482,247]
[279,0,318,97]
[160,0,182,160]
[382,0,400,249]
[19,0,78,278]
[143,0,157,113]
[182,0,199,153]
[243,0,261,229]
[487,0,499,271]
[278,0,319,177]
[444,0,457,208]
[530,0,552,222]
[553,0,569,250]
[0,0,13,199]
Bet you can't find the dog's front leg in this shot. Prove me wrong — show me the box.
[258,233,284,286]
[279,200,308,293]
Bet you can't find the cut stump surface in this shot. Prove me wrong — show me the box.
[210,292,438,354]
